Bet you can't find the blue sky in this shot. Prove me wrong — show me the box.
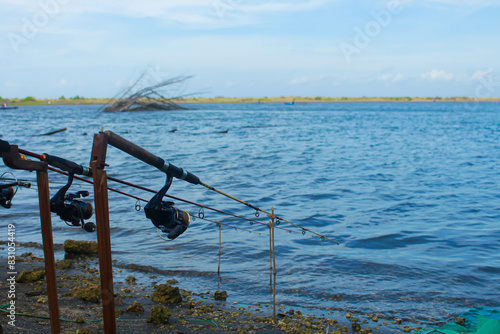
[1,0,499,98]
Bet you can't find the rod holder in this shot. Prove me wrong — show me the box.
[1,142,61,334]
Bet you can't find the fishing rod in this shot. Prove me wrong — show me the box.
[13,138,335,241]
[17,148,268,226]
[104,131,338,243]
[16,147,321,238]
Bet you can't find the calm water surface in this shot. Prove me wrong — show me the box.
[1,102,499,325]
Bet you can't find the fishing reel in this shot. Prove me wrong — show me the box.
[145,173,190,240]
[50,173,96,232]
[0,173,31,209]
[0,184,15,209]
[0,184,16,209]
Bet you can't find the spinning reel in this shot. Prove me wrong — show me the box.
[50,173,96,232]
[145,173,190,240]
[0,173,31,209]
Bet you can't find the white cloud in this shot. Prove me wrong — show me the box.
[379,73,404,82]
[423,0,496,5]
[59,79,67,87]
[289,77,310,85]
[4,0,329,27]
[403,0,498,6]
[393,73,404,81]
[470,68,493,80]
[238,0,328,13]
[421,69,454,81]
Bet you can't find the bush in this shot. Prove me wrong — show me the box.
[24,96,36,102]
[59,95,66,100]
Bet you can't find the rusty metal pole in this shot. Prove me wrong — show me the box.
[269,222,273,288]
[37,170,61,334]
[271,207,277,324]
[90,132,116,334]
[218,221,222,276]
[1,142,61,333]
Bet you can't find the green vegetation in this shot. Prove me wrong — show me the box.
[0,95,498,106]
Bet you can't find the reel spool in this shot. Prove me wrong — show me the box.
[0,172,31,209]
[50,173,96,232]
[145,173,190,240]
[0,184,15,209]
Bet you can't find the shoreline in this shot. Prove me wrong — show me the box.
[0,241,422,334]
[2,96,500,107]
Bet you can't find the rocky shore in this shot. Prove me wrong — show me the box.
[0,241,420,334]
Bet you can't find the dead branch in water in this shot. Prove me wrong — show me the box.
[101,73,193,112]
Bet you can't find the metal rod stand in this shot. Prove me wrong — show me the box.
[90,132,116,334]
[37,170,61,334]
[1,142,61,333]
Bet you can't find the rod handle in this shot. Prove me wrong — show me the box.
[42,153,93,176]
[105,131,200,185]
[0,139,10,153]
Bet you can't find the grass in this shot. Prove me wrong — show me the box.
[1,96,499,106]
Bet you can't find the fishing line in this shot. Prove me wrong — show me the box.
[104,130,338,243]
[16,146,333,241]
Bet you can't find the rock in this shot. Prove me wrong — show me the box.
[453,317,466,327]
[114,293,123,306]
[147,305,171,324]
[126,302,144,313]
[167,279,178,285]
[56,259,74,270]
[214,290,228,301]
[372,316,378,322]
[16,269,45,283]
[64,240,98,257]
[152,284,182,304]
[125,275,137,284]
[70,285,101,303]
[352,322,362,331]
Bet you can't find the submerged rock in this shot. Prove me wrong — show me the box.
[70,285,101,303]
[64,240,98,257]
[16,269,45,283]
[147,305,171,324]
[125,275,137,284]
[56,259,74,270]
[152,284,182,304]
[126,301,144,313]
[214,290,228,301]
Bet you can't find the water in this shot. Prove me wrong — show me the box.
[1,102,499,325]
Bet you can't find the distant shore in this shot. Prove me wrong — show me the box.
[2,96,500,106]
